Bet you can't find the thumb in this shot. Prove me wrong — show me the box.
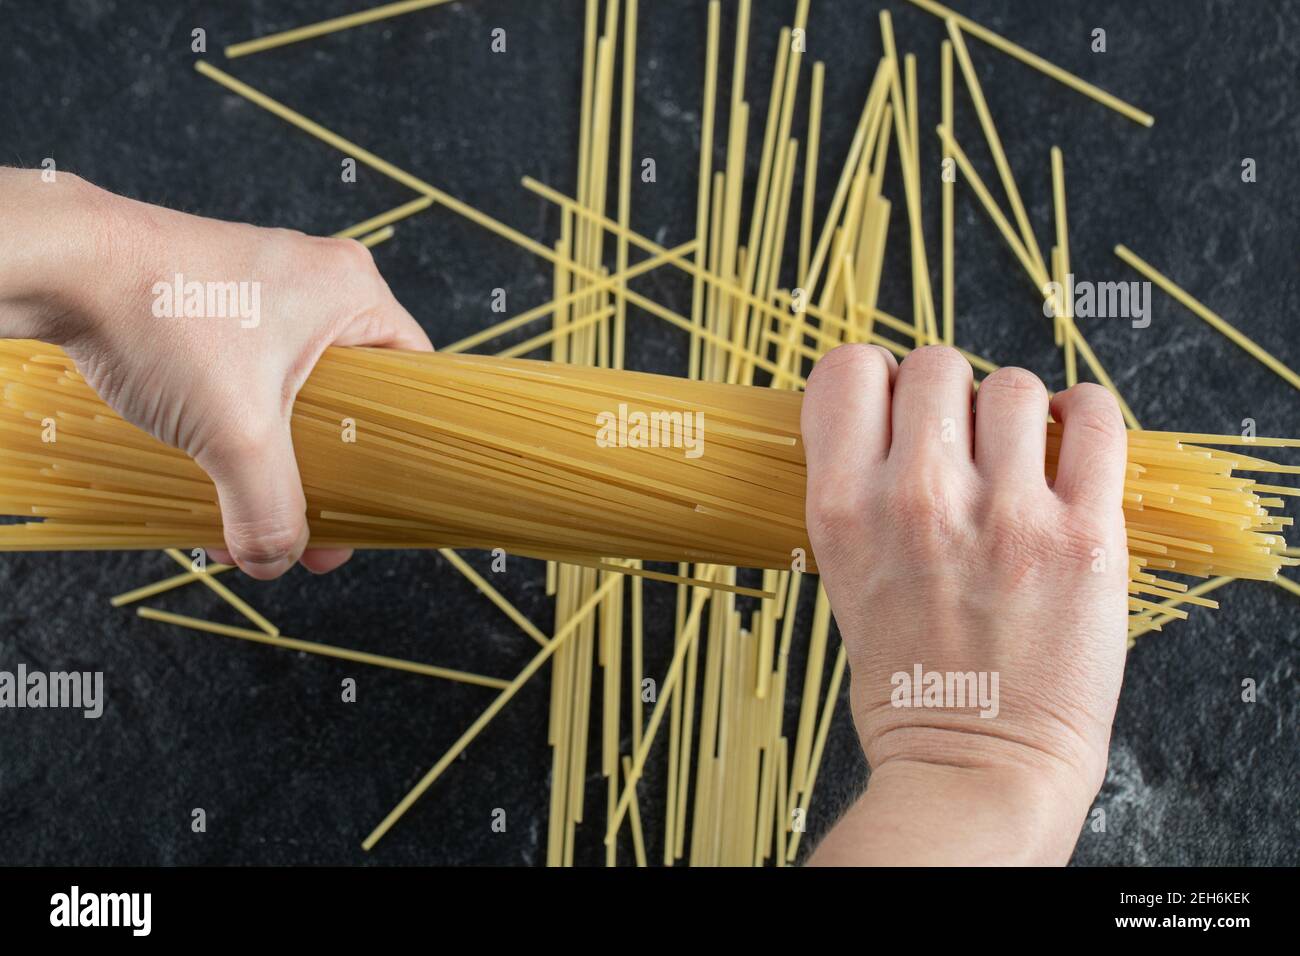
[330,290,435,353]
[196,422,310,580]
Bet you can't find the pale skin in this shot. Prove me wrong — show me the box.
[0,168,433,578]
[2,172,1128,864]
[802,343,1129,865]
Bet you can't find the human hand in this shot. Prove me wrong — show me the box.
[800,344,1129,865]
[0,169,432,579]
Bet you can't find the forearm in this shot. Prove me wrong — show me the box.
[808,759,1091,866]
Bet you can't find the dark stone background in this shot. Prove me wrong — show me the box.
[0,0,1296,866]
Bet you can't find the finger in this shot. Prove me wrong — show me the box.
[1048,383,1128,509]
[887,345,974,468]
[974,367,1051,486]
[333,294,434,352]
[802,343,897,477]
[207,547,235,565]
[802,344,897,560]
[196,423,310,581]
[300,548,353,574]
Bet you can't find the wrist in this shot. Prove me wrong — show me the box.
[873,758,1088,865]
[0,168,139,345]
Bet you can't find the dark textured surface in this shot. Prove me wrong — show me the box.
[0,0,1297,866]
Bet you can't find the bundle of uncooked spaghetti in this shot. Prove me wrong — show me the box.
[6,0,1300,868]
[0,340,805,572]
[1,339,1295,617]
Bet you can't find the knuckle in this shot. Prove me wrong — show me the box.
[1070,381,1111,402]
[1074,406,1126,445]
[899,344,970,380]
[333,237,377,269]
[981,366,1047,399]
[808,343,892,389]
[226,521,302,566]
[806,481,869,545]
[1066,384,1124,435]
